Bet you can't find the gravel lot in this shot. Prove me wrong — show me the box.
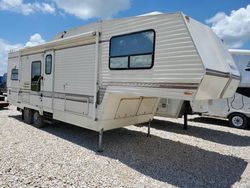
[0,106,250,187]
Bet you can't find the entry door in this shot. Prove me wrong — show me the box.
[30,54,43,108]
[42,51,54,111]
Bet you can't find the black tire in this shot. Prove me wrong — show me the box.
[33,111,44,128]
[229,113,248,129]
[24,108,33,124]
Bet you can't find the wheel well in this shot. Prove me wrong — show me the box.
[227,112,247,119]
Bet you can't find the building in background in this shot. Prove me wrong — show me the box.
[0,76,3,85]
[2,73,7,84]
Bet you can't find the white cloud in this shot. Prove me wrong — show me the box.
[0,33,45,75]
[206,4,250,48]
[0,0,55,15]
[53,0,131,20]
[0,0,131,19]
[25,33,45,47]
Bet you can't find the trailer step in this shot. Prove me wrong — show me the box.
[43,111,53,120]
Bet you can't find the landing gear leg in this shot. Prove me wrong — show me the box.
[183,113,188,130]
[98,128,104,152]
[147,121,151,137]
[21,110,24,120]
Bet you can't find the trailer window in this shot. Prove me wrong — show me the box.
[246,61,250,71]
[31,61,41,92]
[109,30,155,70]
[45,55,52,74]
[11,69,18,80]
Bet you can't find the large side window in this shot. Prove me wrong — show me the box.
[245,61,250,71]
[109,30,155,70]
[45,55,52,74]
[31,61,41,92]
[11,68,18,80]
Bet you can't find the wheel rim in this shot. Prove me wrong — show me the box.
[33,112,40,124]
[232,116,244,127]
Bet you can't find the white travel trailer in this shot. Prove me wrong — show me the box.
[7,12,240,150]
[191,49,250,129]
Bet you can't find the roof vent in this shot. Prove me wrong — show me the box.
[61,31,67,38]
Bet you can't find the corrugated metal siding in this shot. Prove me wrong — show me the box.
[54,45,95,96]
[99,13,204,85]
[50,13,205,87]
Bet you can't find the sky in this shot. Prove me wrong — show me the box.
[0,0,250,75]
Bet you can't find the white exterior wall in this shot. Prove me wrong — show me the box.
[230,50,250,88]
[52,44,96,118]
[99,13,204,85]
[191,93,250,119]
[186,18,239,75]
[54,44,95,95]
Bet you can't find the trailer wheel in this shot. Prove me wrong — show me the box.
[33,111,44,128]
[229,113,247,129]
[23,108,33,124]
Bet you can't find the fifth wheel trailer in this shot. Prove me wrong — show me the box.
[191,49,250,129]
[7,12,240,151]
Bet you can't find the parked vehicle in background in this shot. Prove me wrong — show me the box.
[7,12,240,150]
[0,92,9,109]
[191,49,250,129]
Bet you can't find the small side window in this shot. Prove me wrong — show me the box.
[11,69,18,80]
[45,55,52,75]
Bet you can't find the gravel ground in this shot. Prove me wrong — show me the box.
[0,105,250,187]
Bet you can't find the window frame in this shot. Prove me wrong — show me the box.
[45,54,52,75]
[109,29,156,70]
[247,61,250,68]
[31,61,42,92]
[245,61,250,71]
[11,68,18,80]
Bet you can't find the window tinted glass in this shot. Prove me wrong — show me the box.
[45,55,52,74]
[109,30,155,70]
[110,31,154,57]
[31,61,41,91]
[110,57,128,69]
[11,69,18,80]
[130,54,152,68]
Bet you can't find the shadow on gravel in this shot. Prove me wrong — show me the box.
[0,107,10,111]
[9,114,248,187]
[189,117,229,127]
[151,119,250,147]
[189,116,250,129]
